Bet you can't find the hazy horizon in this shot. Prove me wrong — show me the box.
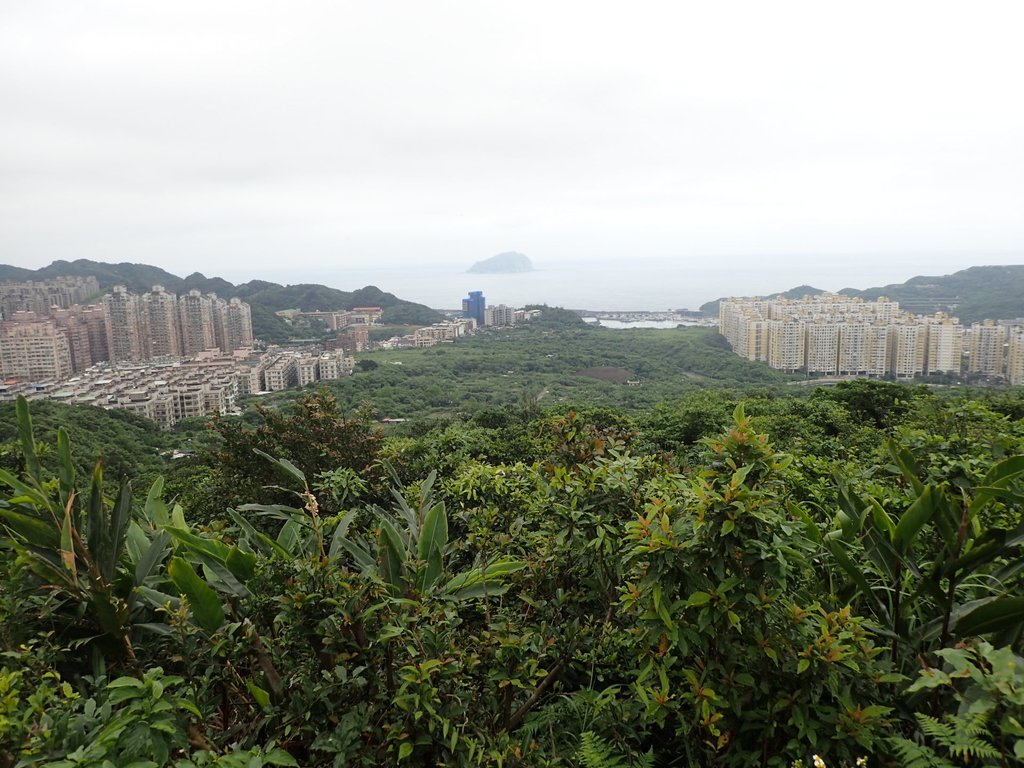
[11,251,1024,313]
[3,2,1023,288]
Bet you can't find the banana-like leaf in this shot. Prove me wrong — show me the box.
[449,582,511,601]
[417,502,448,591]
[969,455,1024,518]
[823,538,889,621]
[16,396,41,485]
[85,461,106,568]
[0,467,54,515]
[788,502,821,544]
[144,477,170,528]
[253,449,307,488]
[225,547,257,581]
[134,530,171,586]
[60,502,77,583]
[328,508,359,561]
[378,520,407,595]
[444,559,526,594]
[228,509,293,560]
[105,479,133,583]
[868,497,896,542]
[238,503,314,527]
[56,428,75,515]
[164,526,232,562]
[893,485,937,554]
[167,556,225,632]
[955,596,1024,637]
[0,507,60,547]
[331,534,376,571]
[136,585,182,612]
[886,440,924,496]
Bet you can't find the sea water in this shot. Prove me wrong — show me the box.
[282,253,1007,312]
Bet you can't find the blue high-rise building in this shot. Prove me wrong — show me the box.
[462,291,486,326]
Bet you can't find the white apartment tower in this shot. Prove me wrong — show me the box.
[103,286,147,362]
[967,322,1007,377]
[179,291,216,355]
[0,319,73,381]
[144,286,182,358]
[1007,326,1024,385]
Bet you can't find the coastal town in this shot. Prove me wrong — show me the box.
[0,277,538,426]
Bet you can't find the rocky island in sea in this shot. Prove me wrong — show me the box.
[467,251,534,274]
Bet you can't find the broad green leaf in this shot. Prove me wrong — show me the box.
[893,485,937,554]
[417,501,448,591]
[868,497,896,542]
[449,582,511,601]
[228,509,293,560]
[85,460,106,568]
[824,538,889,621]
[15,396,41,484]
[134,530,170,586]
[378,521,406,595]
[327,508,359,561]
[0,467,54,513]
[125,521,149,565]
[59,502,77,582]
[0,507,59,547]
[253,449,307,488]
[955,596,1024,637]
[144,477,170,528]
[246,680,271,708]
[225,547,257,582]
[167,556,225,631]
[164,526,232,562]
[56,428,75,512]
[886,440,924,496]
[105,479,133,582]
[686,591,711,608]
[265,748,298,766]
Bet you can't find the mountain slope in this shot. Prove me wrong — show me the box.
[700,265,1024,324]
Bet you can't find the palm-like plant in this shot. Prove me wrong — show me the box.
[0,397,171,663]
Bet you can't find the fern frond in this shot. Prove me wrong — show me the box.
[887,736,958,768]
[577,731,626,768]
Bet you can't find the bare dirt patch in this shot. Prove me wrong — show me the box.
[576,366,635,384]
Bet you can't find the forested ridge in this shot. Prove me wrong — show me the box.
[699,264,1024,323]
[2,373,1024,765]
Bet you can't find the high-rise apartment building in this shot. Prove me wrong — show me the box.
[217,297,253,353]
[144,286,182,358]
[0,318,73,381]
[1007,326,1024,385]
[805,321,840,374]
[178,291,216,355]
[104,286,147,362]
[967,322,1007,377]
[888,323,927,378]
[0,276,100,318]
[766,320,804,371]
[462,291,486,327]
[924,316,964,375]
[484,304,515,327]
[720,294,957,379]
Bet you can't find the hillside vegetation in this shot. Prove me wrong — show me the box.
[700,264,1024,322]
[2,380,1024,766]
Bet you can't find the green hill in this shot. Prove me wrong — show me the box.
[0,259,444,340]
[700,265,1024,323]
[839,264,1024,323]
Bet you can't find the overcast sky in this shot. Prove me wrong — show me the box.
[1,1,1023,287]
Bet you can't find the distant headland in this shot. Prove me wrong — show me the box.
[468,251,534,274]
